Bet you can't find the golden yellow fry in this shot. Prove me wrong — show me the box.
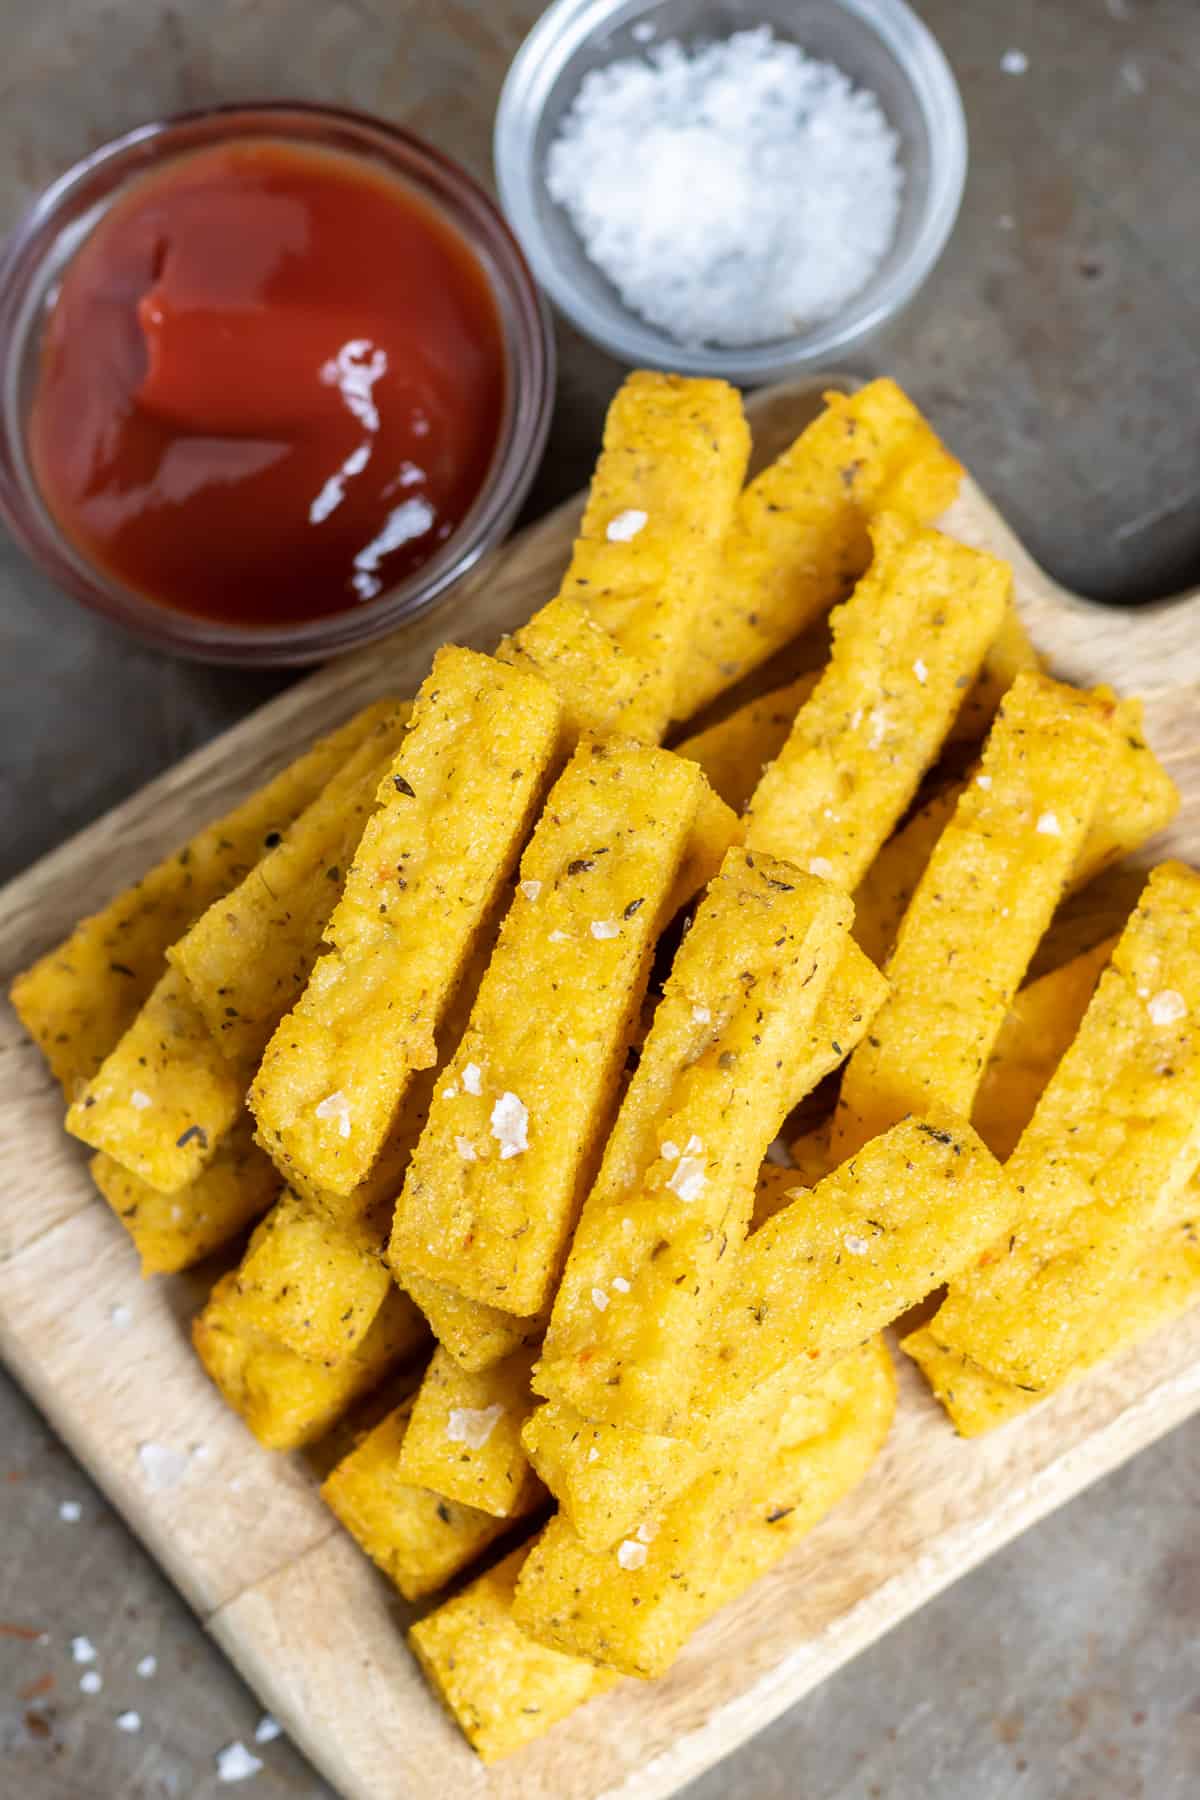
[321,1398,540,1601]
[169,703,412,1074]
[500,373,749,744]
[832,673,1118,1159]
[192,1273,426,1452]
[91,1114,280,1276]
[930,862,1200,1389]
[744,514,1010,889]
[673,673,818,814]
[512,1339,895,1679]
[853,694,1177,970]
[9,702,397,1098]
[389,741,723,1315]
[397,1344,543,1518]
[409,1547,619,1764]
[536,850,852,1434]
[904,1203,1200,1436]
[945,600,1042,745]
[972,937,1116,1161]
[227,1192,399,1365]
[66,967,242,1192]
[399,1273,543,1375]
[672,378,962,721]
[251,648,562,1197]
[690,1111,1017,1425]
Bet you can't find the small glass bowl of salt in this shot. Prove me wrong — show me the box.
[495,0,966,382]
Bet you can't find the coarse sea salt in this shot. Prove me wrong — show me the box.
[446,1404,505,1449]
[491,1091,529,1158]
[216,1741,264,1784]
[547,27,902,348]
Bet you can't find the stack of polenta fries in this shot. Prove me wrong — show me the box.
[13,374,1198,1763]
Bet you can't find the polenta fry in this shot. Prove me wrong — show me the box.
[673,673,818,814]
[251,648,562,1197]
[535,849,852,1434]
[9,700,398,1098]
[672,378,962,722]
[832,673,1119,1158]
[169,702,412,1074]
[744,514,1010,888]
[228,1192,396,1365]
[930,861,1200,1389]
[91,1113,280,1276]
[321,1398,542,1600]
[389,740,732,1316]
[397,1343,543,1518]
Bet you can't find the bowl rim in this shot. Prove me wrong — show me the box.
[494,0,968,383]
[0,101,556,667]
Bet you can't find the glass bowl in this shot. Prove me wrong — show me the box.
[495,0,967,383]
[0,104,555,666]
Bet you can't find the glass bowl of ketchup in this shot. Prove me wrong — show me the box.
[0,104,554,664]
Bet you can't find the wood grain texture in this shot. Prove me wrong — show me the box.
[1,378,1198,1800]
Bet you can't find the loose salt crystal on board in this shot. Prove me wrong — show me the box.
[520,879,542,902]
[71,1636,97,1663]
[109,1304,132,1329]
[59,1501,82,1523]
[1001,48,1029,73]
[462,1062,483,1096]
[255,1715,282,1744]
[590,919,620,939]
[617,1539,648,1570]
[1036,812,1062,836]
[666,1155,707,1203]
[314,1090,352,1138]
[115,1711,141,1733]
[136,1656,157,1679]
[130,1089,152,1111]
[137,1442,190,1492]
[491,1091,529,1158]
[446,1404,505,1449]
[1148,989,1187,1027]
[80,1671,102,1695]
[808,857,834,879]
[591,1287,610,1311]
[605,508,648,543]
[216,1742,264,1784]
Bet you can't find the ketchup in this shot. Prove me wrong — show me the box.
[29,139,506,627]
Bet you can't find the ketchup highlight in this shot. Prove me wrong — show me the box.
[29,139,506,627]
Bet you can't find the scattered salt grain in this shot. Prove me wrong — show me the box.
[1147,989,1187,1027]
[463,1062,483,1096]
[109,1304,133,1329]
[591,1286,610,1311]
[442,1083,458,1100]
[130,1089,153,1111]
[548,928,570,943]
[844,1234,871,1257]
[808,857,834,879]
[606,508,648,542]
[661,1139,680,1161]
[635,1520,659,1543]
[666,1154,707,1204]
[612,1275,631,1293]
[1001,48,1029,74]
[590,919,621,939]
[80,1671,102,1695]
[455,1136,478,1162]
[59,1500,82,1523]
[617,1539,648,1570]
[912,657,929,685]
[216,1741,264,1784]
[684,1133,703,1154]
[71,1636,97,1664]
[137,1441,191,1492]
[520,879,542,902]
[1036,811,1062,837]
[314,1090,352,1138]
[136,1655,157,1679]
[547,27,902,348]
[491,1091,529,1159]
[115,1710,141,1734]
[976,774,993,790]
[446,1404,505,1449]
[692,1005,711,1024]
[254,1715,282,1745]
[587,1445,601,1464]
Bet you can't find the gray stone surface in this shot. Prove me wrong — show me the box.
[1,1,1198,1795]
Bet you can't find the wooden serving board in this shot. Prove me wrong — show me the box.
[2,378,1199,1800]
